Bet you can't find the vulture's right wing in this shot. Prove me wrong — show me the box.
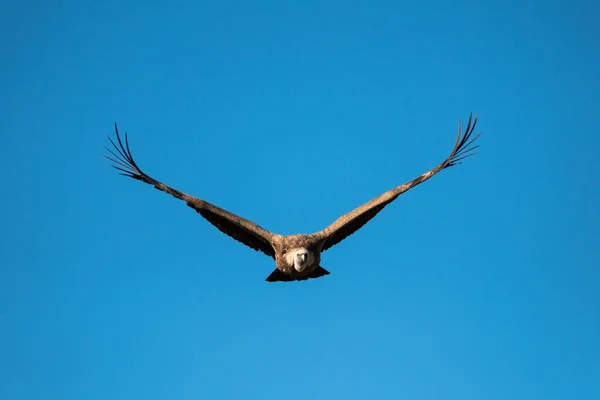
[105,124,276,258]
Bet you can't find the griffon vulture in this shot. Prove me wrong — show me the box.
[105,114,481,282]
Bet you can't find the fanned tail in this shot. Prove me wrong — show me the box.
[265,267,331,282]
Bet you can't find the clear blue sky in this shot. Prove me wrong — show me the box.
[1,0,599,398]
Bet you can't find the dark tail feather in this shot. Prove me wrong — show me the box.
[265,269,296,282]
[307,266,331,279]
[265,266,331,282]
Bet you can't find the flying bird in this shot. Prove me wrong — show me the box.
[105,114,481,282]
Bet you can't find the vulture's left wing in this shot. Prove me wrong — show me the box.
[105,124,276,258]
[316,113,481,252]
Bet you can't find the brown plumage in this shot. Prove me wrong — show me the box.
[105,113,481,282]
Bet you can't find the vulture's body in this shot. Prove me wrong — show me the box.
[105,114,481,282]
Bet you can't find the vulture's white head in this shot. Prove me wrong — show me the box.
[290,248,314,272]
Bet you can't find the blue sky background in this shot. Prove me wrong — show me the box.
[1,0,599,398]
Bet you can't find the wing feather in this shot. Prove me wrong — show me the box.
[317,113,481,251]
[104,123,276,258]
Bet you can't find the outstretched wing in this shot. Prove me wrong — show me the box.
[317,113,481,252]
[104,123,276,258]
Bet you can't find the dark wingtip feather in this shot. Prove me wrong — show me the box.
[446,113,482,168]
[104,123,146,180]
